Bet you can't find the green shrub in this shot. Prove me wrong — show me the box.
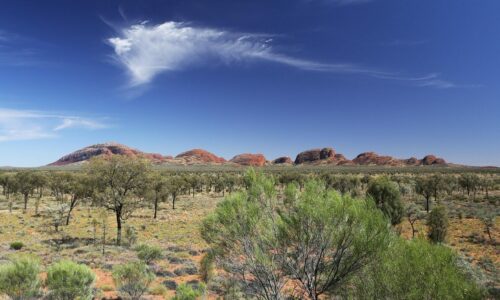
[366,176,404,225]
[46,260,96,300]
[112,261,155,300]
[200,251,215,283]
[135,244,164,264]
[352,238,484,299]
[10,241,24,250]
[172,283,205,300]
[428,206,449,243]
[149,283,168,296]
[124,225,138,247]
[0,255,41,299]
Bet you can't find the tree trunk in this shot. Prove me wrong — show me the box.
[116,212,122,245]
[426,197,430,213]
[23,193,29,212]
[153,196,158,219]
[172,194,176,210]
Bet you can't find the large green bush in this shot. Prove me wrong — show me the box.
[46,260,96,300]
[352,238,484,299]
[428,205,449,243]
[202,171,390,300]
[112,261,155,300]
[0,255,41,300]
[366,176,404,225]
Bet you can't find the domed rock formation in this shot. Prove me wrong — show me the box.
[352,152,403,166]
[230,153,267,166]
[49,142,167,166]
[421,155,446,166]
[272,156,293,164]
[175,149,226,164]
[294,147,335,164]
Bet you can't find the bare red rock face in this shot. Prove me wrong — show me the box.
[421,155,446,165]
[230,153,267,166]
[49,142,167,166]
[295,148,335,164]
[273,156,293,164]
[175,149,226,164]
[352,152,403,166]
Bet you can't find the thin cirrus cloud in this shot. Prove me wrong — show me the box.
[0,108,109,142]
[107,21,467,89]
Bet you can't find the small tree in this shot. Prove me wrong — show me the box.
[480,211,495,242]
[47,202,69,232]
[406,203,425,238]
[366,176,404,225]
[14,171,37,213]
[112,261,155,300]
[86,156,150,245]
[415,176,434,213]
[46,260,96,300]
[428,206,448,243]
[0,255,41,299]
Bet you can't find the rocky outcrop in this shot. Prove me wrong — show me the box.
[272,156,293,164]
[49,142,167,166]
[421,155,446,166]
[294,148,335,164]
[230,154,267,167]
[352,152,447,166]
[352,152,403,166]
[175,149,226,164]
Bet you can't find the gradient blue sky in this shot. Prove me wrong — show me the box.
[0,0,499,167]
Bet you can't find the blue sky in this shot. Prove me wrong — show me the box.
[0,0,499,167]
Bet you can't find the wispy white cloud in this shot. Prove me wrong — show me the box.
[0,108,109,142]
[107,21,475,90]
[0,30,49,67]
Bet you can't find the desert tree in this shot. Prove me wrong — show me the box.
[366,176,404,225]
[146,171,170,219]
[405,203,425,238]
[167,175,187,210]
[415,176,434,213]
[14,171,38,213]
[86,156,150,245]
[202,170,390,300]
[480,211,495,242]
[458,173,480,198]
[65,173,94,225]
[279,181,390,300]
[0,173,17,211]
[202,170,288,300]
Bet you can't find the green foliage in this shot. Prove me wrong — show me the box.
[366,176,404,225]
[172,283,205,300]
[124,225,138,247]
[352,238,484,299]
[135,244,164,264]
[10,241,24,250]
[0,255,41,300]
[46,260,96,300]
[199,251,215,283]
[428,206,449,243]
[112,261,155,300]
[202,171,391,300]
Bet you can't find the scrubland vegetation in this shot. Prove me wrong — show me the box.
[0,156,498,299]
